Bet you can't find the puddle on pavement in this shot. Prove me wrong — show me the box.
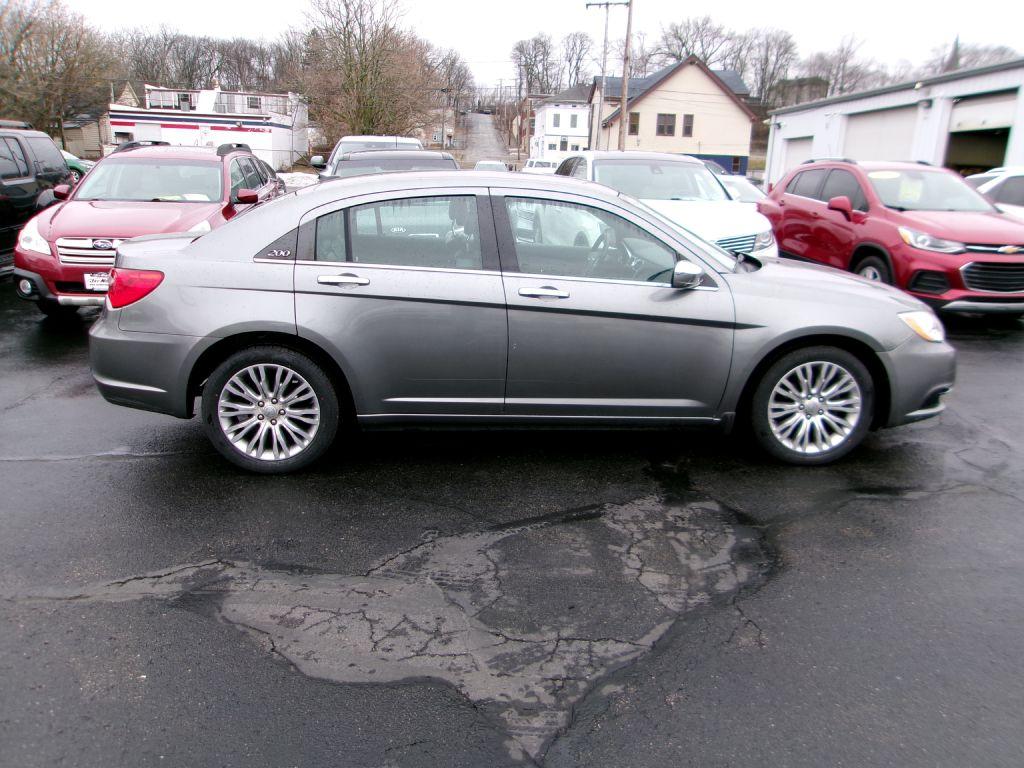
[14,492,769,760]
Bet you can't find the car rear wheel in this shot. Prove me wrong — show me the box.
[201,346,339,474]
[750,346,874,465]
[853,255,892,284]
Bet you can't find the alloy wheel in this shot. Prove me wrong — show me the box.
[858,265,883,281]
[767,361,862,455]
[217,364,321,461]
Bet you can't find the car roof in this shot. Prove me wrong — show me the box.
[339,149,455,161]
[0,128,53,139]
[103,145,231,162]
[796,159,952,173]
[566,150,704,166]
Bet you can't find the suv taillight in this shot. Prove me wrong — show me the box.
[107,268,164,308]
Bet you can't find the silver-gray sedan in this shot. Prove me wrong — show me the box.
[89,172,956,473]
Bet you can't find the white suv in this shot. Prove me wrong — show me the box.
[555,151,777,258]
[966,167,1024,222]
[520,158,558,175]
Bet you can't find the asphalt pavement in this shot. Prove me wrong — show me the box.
[1,284,1023,767]
[458,112,515,169]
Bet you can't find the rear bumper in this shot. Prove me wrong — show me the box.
[89,310,203,418]
[883,337,956,428]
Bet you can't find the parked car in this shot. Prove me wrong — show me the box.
[1,127,72,274]
[310,135,423,176]
[520,159,557,175]
[760,159,1024,315]
[966,166,1024,222]
[474,160,508,172]
[316,150,458,180]
[13,141,282,318]
[89,170,954,474]
[61,150,95,185]
[555,151,777,258]
[720,175,767,208]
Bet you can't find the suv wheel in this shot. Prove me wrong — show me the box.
[853,255,892,284]
[750,346,874,465]
[201,346,339,474]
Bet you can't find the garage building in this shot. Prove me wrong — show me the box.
[764,58,1024,184]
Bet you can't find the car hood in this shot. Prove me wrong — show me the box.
[897,209,1024,244]
[641,199,772,242]
[38,200,221,240]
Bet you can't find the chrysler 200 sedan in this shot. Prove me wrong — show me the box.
[89,172,956,474]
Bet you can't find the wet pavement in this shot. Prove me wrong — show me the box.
[458,112,514,170]
[1,285,1024,767]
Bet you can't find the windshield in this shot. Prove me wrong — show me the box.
[75,159,222,202]
[722,177,766,203]
[866,169,994,212]
[331,157,458,178]
[594,159,728,201]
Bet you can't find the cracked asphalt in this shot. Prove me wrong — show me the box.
[1,285,1024,767]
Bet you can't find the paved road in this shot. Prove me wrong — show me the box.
[1,284,1023,767]
[458,112,514,169]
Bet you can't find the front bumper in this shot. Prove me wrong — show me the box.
[897,248,1024,314]
[883,335,956,428]
[14,245,110,305]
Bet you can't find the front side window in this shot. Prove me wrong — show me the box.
[239,157,262,189]
[656,114,676,137]
[592,158,728,201]
[628,112,639,135]
[75,159,223,202]
[229,160,246,198]
[504,197,676,283]
[682,114,694,137]
[821,169,868,211]
[867,169,993,213]
[316,195,482,270]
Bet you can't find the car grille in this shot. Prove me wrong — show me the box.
[961,262,1024,293]
[55,237,124,266]
[716,233,757,253]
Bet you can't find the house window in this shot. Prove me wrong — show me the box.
[732,156,742,173]
[247,96,262,110]
[559,137,568,151]
[628,112,639,135]
[529,118,535,133]
[571,144,579,151]
[683,114,694,137]
[553,113,561,128]
[548,143,557,150]
[656,114,675,136]
[570,114,578,128]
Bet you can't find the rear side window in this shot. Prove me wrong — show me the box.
[787,169,828,199]
[26,136,65,174]
[994,176,1024,206]
[821,169,868,211]
[240,158,262,189]
[0,137,29,179]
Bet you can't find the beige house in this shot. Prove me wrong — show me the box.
[589,56,756,174]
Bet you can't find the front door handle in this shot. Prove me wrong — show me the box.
[519,286,569,299]
[318,273,370,286]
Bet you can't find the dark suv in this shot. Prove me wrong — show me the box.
[759,159,1024,315]
[0,127,72,273]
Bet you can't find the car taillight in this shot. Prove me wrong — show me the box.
[107,268,164,308]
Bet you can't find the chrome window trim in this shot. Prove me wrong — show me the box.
[294,259,501,277]
[503,270,717,291]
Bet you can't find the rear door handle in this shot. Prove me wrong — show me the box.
[519,286,569,299]
[318,273,370,286]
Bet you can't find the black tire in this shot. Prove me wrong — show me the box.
[37,300,79,320]
[750,346,875,466]
[200,345,340,474]
[852,254,892,284]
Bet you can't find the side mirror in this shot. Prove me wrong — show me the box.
[310,155,326,169]
[671,260,704,290]
[827,195,853,219]
[53,184,71,200]
[234,188,258,205]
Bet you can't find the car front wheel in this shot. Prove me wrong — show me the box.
[750,346,874,465]
[853,255,891,284]
[201,346,339,474]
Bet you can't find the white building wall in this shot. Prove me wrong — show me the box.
[764,62,1024,184]
[530,102,590,161]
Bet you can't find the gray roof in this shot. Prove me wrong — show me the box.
[594,64,749,100]
[771,56,1024,116]
[542,84,591,104]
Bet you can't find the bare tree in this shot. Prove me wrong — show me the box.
[748,29,797,106]
[657,16,732,67]
[921,41,1018,75]
[561,31,592,88]
[511,34,561,95]
[616,31,655,78]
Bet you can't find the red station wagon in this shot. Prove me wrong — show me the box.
[13,141,283,318]
[759,159,1024,316]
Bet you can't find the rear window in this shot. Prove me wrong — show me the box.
[332,157,457,178]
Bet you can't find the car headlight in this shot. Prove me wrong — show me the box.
[187,219,212,234]
[17,216,50,255]
[900,310,945,343]
[898,226,965,254]
[753,229,775,249]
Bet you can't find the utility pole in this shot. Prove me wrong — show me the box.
[617,0,634,150]
[586,1,628,151]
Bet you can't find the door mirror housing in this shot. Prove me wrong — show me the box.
[53,184,71,200]
[234,188,258,205]
[671,260,704,290]
[827,195,853,219]
[310,155,326,169]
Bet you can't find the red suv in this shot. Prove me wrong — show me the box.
[13,141,283,318]
[759,160,1024,316]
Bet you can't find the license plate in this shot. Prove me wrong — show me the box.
[84,272,110,291]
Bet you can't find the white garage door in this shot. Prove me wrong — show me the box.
[950,91,1018,132]
[784,137,813,170]
[843,107,918,161]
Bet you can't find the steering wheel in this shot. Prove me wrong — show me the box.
[584,230,613,277]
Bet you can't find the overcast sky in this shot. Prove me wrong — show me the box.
[63,0,1023,88]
